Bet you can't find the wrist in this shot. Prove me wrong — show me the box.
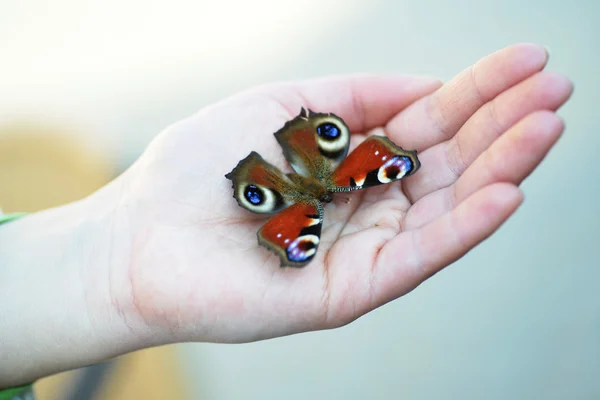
[0,180,147,387]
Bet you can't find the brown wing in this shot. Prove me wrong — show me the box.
[274,108,351,181]
[225,151,297,214]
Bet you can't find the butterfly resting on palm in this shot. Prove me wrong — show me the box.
[225,108,420,267]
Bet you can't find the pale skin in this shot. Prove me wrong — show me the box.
[0,43,573,387]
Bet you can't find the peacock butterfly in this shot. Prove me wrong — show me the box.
[225,108,420,267]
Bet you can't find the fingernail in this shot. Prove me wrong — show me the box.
[543,45,552,59]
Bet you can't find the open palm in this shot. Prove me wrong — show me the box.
[115,44,571,345]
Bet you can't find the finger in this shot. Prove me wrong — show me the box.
[386,43,548,151]
[403,111,563,231]
[257,73,442,133]
[404,71,573,202]
[371,183,523,306]
[454,111,564,204]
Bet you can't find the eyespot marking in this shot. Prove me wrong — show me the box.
[377,156,413,183]
[244,185,264,205]
[286,234,319,263]
[235,183,285,213]
[317,123,341,140]
[313,118,350,160]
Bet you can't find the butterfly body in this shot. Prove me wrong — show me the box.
[225,108,420,267]
[284,172,332,204]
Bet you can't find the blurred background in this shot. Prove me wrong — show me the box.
[0,0,598,399]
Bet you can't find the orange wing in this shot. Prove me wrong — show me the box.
[329,136,420,192]
[258,201,323,267]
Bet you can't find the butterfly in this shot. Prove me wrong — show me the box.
[225,108,421,267]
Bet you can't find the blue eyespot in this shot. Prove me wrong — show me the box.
[381,156,413,181]
[286,236,317,262]
[244,185,263,205]
[317,123,340,140]
[399,156,413,173]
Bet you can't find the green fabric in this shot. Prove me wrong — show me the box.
[0,213,27,225]
[0,213,34,399]
[0,384,33,400]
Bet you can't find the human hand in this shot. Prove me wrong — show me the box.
[0,43,572,386]
[114,42,572,343]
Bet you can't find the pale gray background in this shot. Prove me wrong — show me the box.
[1,0,598,399]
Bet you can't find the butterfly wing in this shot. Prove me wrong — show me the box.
[225,151,297,214]
[258,201,323,267]
[329,136,420,192]
[274,108,351,181]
